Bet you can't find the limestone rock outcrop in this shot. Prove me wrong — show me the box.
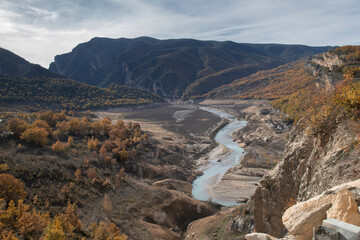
[253,118,359,237]
[246,232,278,240]
[326,188,360,226]
[281,180,360,240]
[282,194,332,240]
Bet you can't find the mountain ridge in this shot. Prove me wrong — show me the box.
[49,37,331,99]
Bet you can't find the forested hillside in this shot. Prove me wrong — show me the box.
[0,47,164,110]
[204,61,316,100]
[0,76,163,110]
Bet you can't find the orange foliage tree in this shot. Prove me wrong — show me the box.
[0,174,27,204]
[20,127,49,147]
[6,118,28,137]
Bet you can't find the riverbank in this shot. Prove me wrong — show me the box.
[197,99,291,204]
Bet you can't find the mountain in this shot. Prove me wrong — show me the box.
[0,47,164,109]
[0,47,65,79]
[49,37,331,99]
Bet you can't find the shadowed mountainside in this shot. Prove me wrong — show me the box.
[0,48,164,110]
[0,47,65,79]
[49,37,330,99]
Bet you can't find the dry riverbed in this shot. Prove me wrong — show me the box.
[198,99,290,203]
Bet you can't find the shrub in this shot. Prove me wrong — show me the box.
[0,164,9,172]
[0,174,27,204]
[92,221,127,240]
[86,168,97,179]
[79,117,91,136]
[67,118,80,135]
[20,127,49,147]
[32,120,52,135]
[6,118,28,137]
[18,209,50,239]
[67,136,74,148]
[91,122,105,136]
[37,111,57,127]
[42,217,66,240]
[87,137,100,151]
[51,141,67,154]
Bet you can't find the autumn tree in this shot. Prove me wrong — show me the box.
[91,221,127,240]
[87,137,100,151]
[20,127,49,147]
[67,118,80,135]
[6,118,28,137]
[31,120,52,135]
[79,117,91,135]
[51,141,67,154]
[0,174,27,204]
[37,111,57,127]
[17,209,49,239]
[59,201,83,232]
[67,136,74,148]
[74,169,81,182]
[42,217,66,240]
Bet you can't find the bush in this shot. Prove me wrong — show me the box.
[51,141,67,153]
[87,137,100,151]
[37,111,57,127]
[0,174,27,204]
[67,118,80,135]
[32,120,52,135]
[91,221,127,240]
[6,118,28,137]
[20,127,49,147]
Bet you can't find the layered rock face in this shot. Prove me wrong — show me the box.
[252,52,360,237]
[253,117,359,237]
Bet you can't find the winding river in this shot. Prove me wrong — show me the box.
[192,107,247,206]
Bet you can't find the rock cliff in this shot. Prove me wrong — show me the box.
[252,49,360,237]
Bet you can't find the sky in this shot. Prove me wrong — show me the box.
[1,0,360,68]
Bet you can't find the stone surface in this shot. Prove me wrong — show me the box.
[282,180,360,240]
[326,189,360,226]
[322,218,360,240]
[284,202,331,240]
[253,117,360,237]
[245,232,278,240]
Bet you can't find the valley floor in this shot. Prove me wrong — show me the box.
[92,99,290,239]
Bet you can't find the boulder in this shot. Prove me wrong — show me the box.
[245,233,277,240]
[326,188,360,226]
[282,194,333,240]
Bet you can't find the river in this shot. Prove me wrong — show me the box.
[192,107,247,206]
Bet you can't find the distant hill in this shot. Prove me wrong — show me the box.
[0,47,65,79]
[49,37,331,99]
[0,47,164,109]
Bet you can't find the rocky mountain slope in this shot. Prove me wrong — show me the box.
[49,37,330,99]
[243,47,360,238]
[204,60,316,100]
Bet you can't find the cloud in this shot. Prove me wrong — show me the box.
[0,0,359,67]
